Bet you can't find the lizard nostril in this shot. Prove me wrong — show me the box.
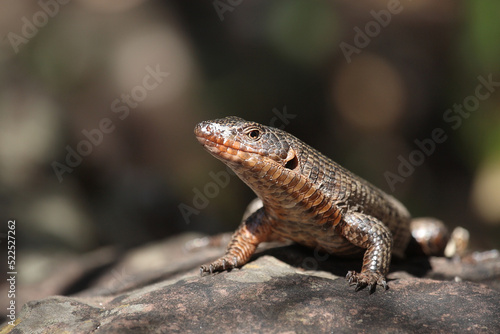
[195,123,212,137]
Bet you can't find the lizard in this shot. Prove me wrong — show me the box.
[194,116,447,292]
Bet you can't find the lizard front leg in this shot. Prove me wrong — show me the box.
[339,212,393,292]
[200,207,273,274]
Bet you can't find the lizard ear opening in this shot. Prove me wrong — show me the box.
[284,152,299,170]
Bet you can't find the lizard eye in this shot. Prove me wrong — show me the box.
[246,128,261,140]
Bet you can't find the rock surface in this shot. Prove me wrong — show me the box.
[2,233,500,333]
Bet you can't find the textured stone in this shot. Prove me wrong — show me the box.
[2,234,500,333]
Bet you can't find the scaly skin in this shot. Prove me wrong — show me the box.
[195,116,427,292]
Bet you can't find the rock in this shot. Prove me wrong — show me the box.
[2,233,500,333]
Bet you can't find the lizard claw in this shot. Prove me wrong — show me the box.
[200,255,241,275]
[346,271,356,285]
[346,270,387,293]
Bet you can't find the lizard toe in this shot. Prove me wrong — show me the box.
[346,271,387,292]
[200,256,240,275]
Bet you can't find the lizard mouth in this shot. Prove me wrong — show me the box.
[194,123,257,164]
[196,135,247,157]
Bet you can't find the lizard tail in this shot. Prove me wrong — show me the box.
[408,217,450,257]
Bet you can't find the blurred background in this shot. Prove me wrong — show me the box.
[0,0,499,315]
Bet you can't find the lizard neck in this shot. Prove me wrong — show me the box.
[230,157,342,228]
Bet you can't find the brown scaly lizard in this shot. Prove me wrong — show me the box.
[194,116,448,292]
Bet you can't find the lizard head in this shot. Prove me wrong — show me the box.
[194,116,299,171]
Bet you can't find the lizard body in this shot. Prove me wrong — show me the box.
[195,116,444,292]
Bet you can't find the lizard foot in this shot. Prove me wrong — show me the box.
[346,271,387,293]
[200,255,240,276]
